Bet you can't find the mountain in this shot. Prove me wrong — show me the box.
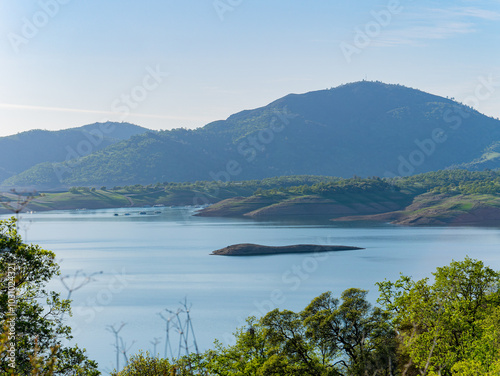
[0,122,149,187]
[3,81,500,189]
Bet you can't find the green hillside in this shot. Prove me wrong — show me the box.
[0,122,148,186]
[2,170,500,226]
[0,175,338,214]
[4,81,500,189]
[196,170,500,226]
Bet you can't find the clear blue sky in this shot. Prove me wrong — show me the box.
[0,0,499,136]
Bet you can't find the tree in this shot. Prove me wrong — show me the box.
[204,289,397,376]
[203,313,329,375]
[301,289,397,375]
[260,309,325,375]
[203,317,270,375]
[377,257,500,375]
[110,351,177,376]
[0,217,99,375]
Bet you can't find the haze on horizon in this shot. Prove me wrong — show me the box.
[0,0,499,137]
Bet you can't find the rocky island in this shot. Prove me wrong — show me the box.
[211,243,363,256]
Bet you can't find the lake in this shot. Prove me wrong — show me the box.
[3,207,500,374]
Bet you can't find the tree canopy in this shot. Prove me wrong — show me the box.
[377,257,500,375]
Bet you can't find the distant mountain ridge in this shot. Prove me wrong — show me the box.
[3,81,500,189]
[0,122,149,186]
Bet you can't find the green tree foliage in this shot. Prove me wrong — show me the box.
[265,177,392,197]
[0,217,99,375]
[110,352,174,376]
[395,169,500,195]
[203,288,395,375]
[377,257,500,375]
[110,352,205,376]
[301,289,397,375]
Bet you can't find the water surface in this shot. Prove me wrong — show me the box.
[3,208,500,373]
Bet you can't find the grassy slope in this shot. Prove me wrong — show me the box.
[2,189,498,227]
[2,171,500,226]
[333,193,500,226]
[0,185,269,215]
[0,176,341,215]
[393,194,500,225]
[0,190,130,213]
[1,189,168,214]
[193,196,282,217]
[196,190,415,218]
[195,178,500,226]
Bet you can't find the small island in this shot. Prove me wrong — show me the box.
[211,243,363,256]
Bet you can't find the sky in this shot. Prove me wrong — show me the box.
[0,0,499,137]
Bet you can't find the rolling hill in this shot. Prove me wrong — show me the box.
[3,81,500,189]
[0,122,149,188]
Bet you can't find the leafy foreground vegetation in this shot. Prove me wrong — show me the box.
[0,218,99,375]
[113,257,500,375]
[3,218,500,375]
